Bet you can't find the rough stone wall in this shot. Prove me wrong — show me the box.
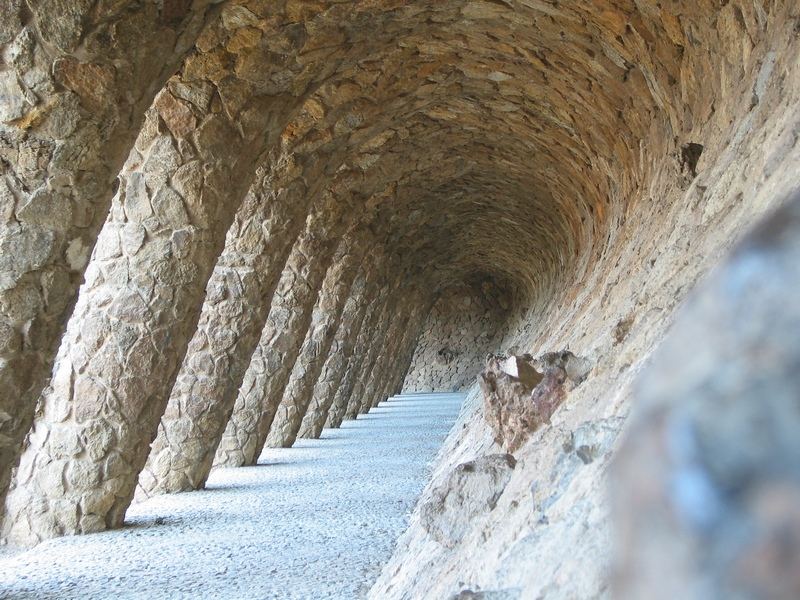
[136,151,312,498]
[266,231,366,448]
[4,0,417,539]
[212,208,341,468]
[325,270,395,428]
[297,255,382,439]
[371,3,800,598]
[351,284,409,416]
[5,83,264,544]
[402,286,507,394]
[365,289,426,410]
[0,11,797,600]
[343,275,404,420]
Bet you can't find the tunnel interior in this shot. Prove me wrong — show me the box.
[1,0,799,597]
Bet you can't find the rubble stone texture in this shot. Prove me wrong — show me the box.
[371,293,432,409]
[382,299,434,401]
[346,279,404,419]
[6,0,447,539]
[352,289,409,415]
[212,209,342,468]
[480,351,591,453]
[326,274,394,429]
[133,71,380,495]
[265,231,366,448]
[3,76,273,542]
[420,453,516,549]
[403,286,509,393]
[137,150,314,498]
[369,3,800,599]
[0,0,218,521]
[0,1,797,598]
[363,293,419,410]
[297,257,382,440]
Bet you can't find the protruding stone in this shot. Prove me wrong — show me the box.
[481,351,590,453]
[420,454,517,549]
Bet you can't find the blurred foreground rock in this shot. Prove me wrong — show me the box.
[614,193,800,600]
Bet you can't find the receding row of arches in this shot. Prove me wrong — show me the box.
[0,0,798,559]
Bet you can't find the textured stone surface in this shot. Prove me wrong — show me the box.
[403,286,508,393]
[479,354,543,454]
[3,82,258,542]
[133,69,380,496]
[266,231,366,448]
[370,2,800,597]
[613,194,800,600]
[297,255,383,440]
[0,4,797,599]
[352,289,409,416]
[420,453,516,549]
[326,273,395,430]
[0,0,218,520]
[480,351,591,453]
[346,280,404,420]
[382,299,434,401]
[6,0,426,540]
[363,292,421,410]
[213,212,340,468]
[137,151,313,498]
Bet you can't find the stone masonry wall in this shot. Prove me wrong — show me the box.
[402,286,507,393]
[1,7,798,600]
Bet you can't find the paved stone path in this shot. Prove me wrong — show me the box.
[0,393,464,599]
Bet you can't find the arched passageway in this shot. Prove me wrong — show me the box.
[0,1,799,597]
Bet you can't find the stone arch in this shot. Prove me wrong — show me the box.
[0,9,797,589]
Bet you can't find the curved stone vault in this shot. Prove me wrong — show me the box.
[1,0,799,597]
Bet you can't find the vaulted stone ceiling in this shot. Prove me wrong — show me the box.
[0,0,798,566]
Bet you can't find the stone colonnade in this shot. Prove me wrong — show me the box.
[2,0,796,557]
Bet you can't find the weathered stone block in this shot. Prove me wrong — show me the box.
[614,196,800,600]
[481,351,589,453]
[420,454,516,548]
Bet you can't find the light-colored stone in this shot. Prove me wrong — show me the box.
[420,453,516,549]
[266,231,367,448]
[0,8,797,600]
[0,0,221,523]
[213,210,341,468]
[613,194,800,600]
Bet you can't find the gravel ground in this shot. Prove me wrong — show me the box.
[0,393,464,600]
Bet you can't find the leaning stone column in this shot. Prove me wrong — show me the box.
[361,294,413,408]
[3,73,277,544]
[324,272,393,429]
[348,288,405,418]
[382,297,431,399]
[378,290,429,403]
[365,292,421,408]
[137,157,312,498]
[213,210,342,468]
[0,0,214,519]
[341,278,402,421]
[296,257,381,440]
[265,231,368,449]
